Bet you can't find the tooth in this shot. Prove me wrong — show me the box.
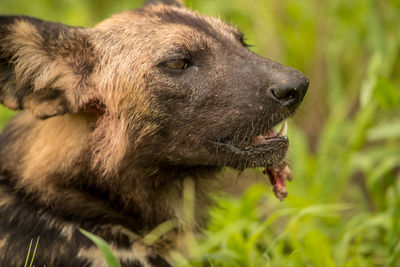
[279,121,288,136]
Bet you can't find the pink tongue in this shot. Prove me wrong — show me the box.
[251,130,277,147]
[252,136,267,146]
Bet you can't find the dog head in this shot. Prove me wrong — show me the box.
[0,0,308,174]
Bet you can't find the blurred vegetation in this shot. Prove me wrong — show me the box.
[1,0,399,266]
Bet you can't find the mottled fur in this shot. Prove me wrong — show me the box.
[0,0,308,266]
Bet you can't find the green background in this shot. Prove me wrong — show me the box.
[1,0,400,266]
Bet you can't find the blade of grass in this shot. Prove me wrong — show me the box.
[142,219,178,246]
[79,228,121,267]
[24,239,33,267]
[29,237,40,267]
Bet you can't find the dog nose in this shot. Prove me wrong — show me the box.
[268,76,309,110]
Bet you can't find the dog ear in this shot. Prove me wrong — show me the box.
[144,0,184,8]
[0,16,95,119]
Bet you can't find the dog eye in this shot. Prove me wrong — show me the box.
[165,59,188,70]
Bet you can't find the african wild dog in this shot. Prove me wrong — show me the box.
[0,0,308,265]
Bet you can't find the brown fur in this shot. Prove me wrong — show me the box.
[0,0,308,265]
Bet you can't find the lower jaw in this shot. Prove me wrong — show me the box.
[212,144,289,170]
[226,155,288,170]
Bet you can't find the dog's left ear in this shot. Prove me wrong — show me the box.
[0,16,95,119]
[144,0,184,8]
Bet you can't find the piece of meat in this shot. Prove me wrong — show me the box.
[264,165,293,201]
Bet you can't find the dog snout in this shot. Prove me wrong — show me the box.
[267,73,309,111]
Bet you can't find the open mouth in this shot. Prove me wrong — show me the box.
[212,120,289,152]
[210,120,290,169]
[247,120,288,148]
[211,121,292,201]
[208,120,293,201]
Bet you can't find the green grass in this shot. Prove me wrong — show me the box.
[1,0,399,266]
[0,106,14,130]
[80,229,121,267]
[24,237,40,267]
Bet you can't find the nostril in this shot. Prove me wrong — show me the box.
[269,87,299,104]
